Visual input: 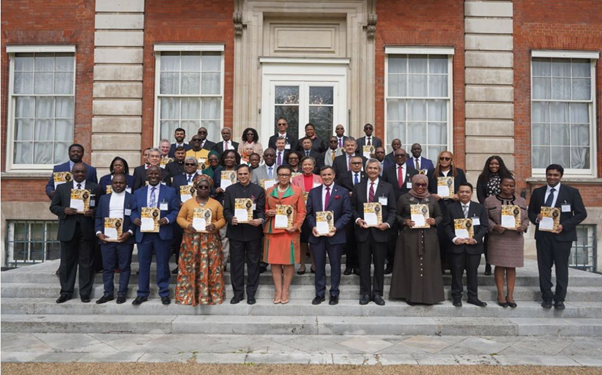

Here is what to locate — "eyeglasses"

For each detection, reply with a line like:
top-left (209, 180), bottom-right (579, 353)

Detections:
top-left (184, 163), bottom-right (197, 166)
top-left (439, 157), bottom-right (451, 161)
top-left (351, 162), bottom-right (362, 165)
top-left (277, 123), bottom-right (286, 127)
top-left (198, 130), bottom-right (207, 134)
top-left (395, 154), bottom-right (407, 158)
top-left (197, 185), bottom-right (210, 190)
top-left (191, 139), bottom-right (201, 142)
top-left (278, 174), bottom-right (291, 177)
top-left (329, 140), bottom-right (338, 143)
top-left (414, 183), bottom-right (427, 187)
top-left (364, 127), bottom-right (373, 130)
top-left (376, 151), bottom-right (385, 154)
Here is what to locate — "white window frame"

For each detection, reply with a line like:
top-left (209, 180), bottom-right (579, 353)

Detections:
top-left (153, 44), bottom-right (225, 145)
top-left (530, 50), bottom-right (599, 177)
top-left (5, 45), bottom-right (76, 172)
top-left (384, 47), bottom-right (454, 158)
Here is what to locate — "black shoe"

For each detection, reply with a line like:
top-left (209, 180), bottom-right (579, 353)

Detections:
top-left (223, 264), bottom-right (227, 272)
top-left (373, 295), bottom-right (386, 306)
top-left (171, 267), bottom-right (178, 275)
top-left (554, 301), bottom-right (565, 310)
top-left (56, 295), bottom-right (70, 304)
top-left (259, 266), bottom-right (267, 274)
top-left (359, 294), bottom-right (371, 305)
top-left (353, 268), bottom-right (360, 276)
top-left (230, 295), bottom-right (244, 304)
top-left (541, 300), bottom-right (553, 309)
top-left (247, 297), bottom-right (256, 305)
top-left (96, 295), bottom-right (114, 304)
top-left (132, 296), bottom-right (148, 305)
top-left (116, 295), bottom-right (126, 304)
top-left (80, 296), bottom-right (91, 303)
top-left (497, 299), bottom-right (508, 308)
top-left (506, 296), bottom-right (517, 308)
top-left (452, 299), bottom-right (462, 307)
top-left (467, 298), bottom-right (487, 307)
top-left (384, 266), bottom-right (393, 275)
top-left (343, 267), bottom-right (352, 275)
top-left (161, 296), bottom-right (171, 305)
top-left (484, 263), bottom-right (492, 276)
top-left (310, 267), bottom-right (315, 274)
top-left (329, 295), bottom-right (339, 306)
top-left (312, 295), bottom-right (325, 305)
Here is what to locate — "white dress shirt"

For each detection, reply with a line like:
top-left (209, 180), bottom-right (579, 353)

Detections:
top-left (544, 183), bottom-right (561, 207)
top-left (72, 180), bottom-right (86, 189)
top-left (322, 183), bottom-right (334, 209)
top-left (223, 140), bottom-right (232, 150)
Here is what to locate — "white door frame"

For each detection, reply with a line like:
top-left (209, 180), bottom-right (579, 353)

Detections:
top-left (260, 58), bottom-right (348, 148)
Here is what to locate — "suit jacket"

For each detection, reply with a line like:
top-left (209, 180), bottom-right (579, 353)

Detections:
top-left (428, 168), bottom-right (468, 197)
top-left (223, 182), bottom-right (266, 241)
top-left (273, 149), bottom-right (291, 167)
top-left (201, 139), bottom-right (216, 151)
top-left (306, 184), bottom-right (352, 245)
top-left (251, 164), bottom-right (278, 184)
top-left (382, 164), bottom-right (418, 201)
top-left (130, 184), bottom-right (179, 242)
top-left (49, 182), bottom-right (102, 241)
top-left (444, 201), bottom-right (489, 255)
top-left (291, 173), bottom-right (322, 192)
top-left (171, 173), bottom-right (201, 204)
top-left (165, 160), bottom-right (185, 179)
top-left (384, 151), bottom-right (396, 165)
top-left (269, 133), bottom-right (298, 151)
top-left (94, 192), bottom-right (135, 244)
top-left (528, 184), bottom-right (587, 242)
top-left (336, 170), bottom-right (367, 193)
top-left (356, 136), bottom-right (383, 153)
top-left (317, 148), bottom-right (343, 169)
top-left (407, 156), bottom-right (435, 172)
top-left (46, 161), bottom-right (98, 199)
top-left (351, 179), bottom-right (397, 243)
top-left (212, 140), bottom-right (240, 156)
top-left (99, 174), bottom-right (135, 194)
top-left (168, 143), bottom-right (192, 158)
top-left (332, 153), bottom-right (367, 178)
top-left (132, 165), bottom-right (171, 191)
top-left (379, 159), bottom-right (395, 176)
top-left (297, 136), bottom-right (327, 154)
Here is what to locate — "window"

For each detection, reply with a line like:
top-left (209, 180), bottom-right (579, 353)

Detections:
top-left (570, 224), bottom-right (597, 273)
top-left (154, 45), bottom-right (224, 143)
top-left (5, 221), bottom-right (60, 268)
top-left (531, 51), bottom-right (598, 176)
top-left (6, 46), bottom-right (76, 170)
top-left (385, 47), bottom-right (453, 159)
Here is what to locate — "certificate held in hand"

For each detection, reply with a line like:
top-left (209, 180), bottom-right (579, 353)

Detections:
top-left (104, 218), bottom-right (123, 242)
top-left (275, 205), bottom-right (294, 229)
top-left (180, 185), bottom-right (195, 203)
top-left (234, 198), bottom-right (253, 223)
top-left (316, 211), bottom-right (334, 236)
top-left (54, 172), bottom-right (72, 188)
top-left (70, 189), bottom-right (90, 214)
top-left (410, 204), bottom-right (430, 228)
top-left (501, 205), bottom-right (521, 230)
top-left (221, 171), bottom-right (237, 189)
top-left (539, 207), bottom-right (560, 232)
top-left (363, 202), bottom-right (382, 227)
top-left (362, 145), bottom-right (375, 159)
top-left (192, 207), bottom-right (212, 233)
top-left (141, 207), bottom-right (160, 233)
top-left (437, 177), bottom-right (454, 199)
top-left (454, 218), bottom-right (474, 239)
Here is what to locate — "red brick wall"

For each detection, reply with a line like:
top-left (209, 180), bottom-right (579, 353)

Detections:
top-left (514, 0), bottom-right (602, 206)
top-left (374, 0), bottom-right (465, 167)
top-left (141, 0), bottom-right (235, 150)
top-left (1, 0), bottom-right (95, 202)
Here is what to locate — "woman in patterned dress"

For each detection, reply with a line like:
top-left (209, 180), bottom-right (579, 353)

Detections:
top-left (176, 175), bottom-right (226, 305)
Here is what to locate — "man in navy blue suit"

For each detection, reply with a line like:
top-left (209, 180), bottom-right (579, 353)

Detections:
top-left (168, 128), bottom-right (192, 158)
top-left (406, 143), bottom-right (435, 173)
top-left (46, 143), bottom-right (97, 199)
top-left (306, 166), bottom-right (352, 305)
top-left (130, 166), bottom-right (179, 306)
top-left (94, 174), bottom-right (135, 304)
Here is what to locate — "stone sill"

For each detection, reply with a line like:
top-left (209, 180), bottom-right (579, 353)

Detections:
top-left (526, 177), bottom-right (602, 185)
top-left (1, 172), bottom-right (49, 180)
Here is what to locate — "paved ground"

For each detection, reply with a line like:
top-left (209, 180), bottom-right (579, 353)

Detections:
top-left (2, 333), bottom-right (602, 366)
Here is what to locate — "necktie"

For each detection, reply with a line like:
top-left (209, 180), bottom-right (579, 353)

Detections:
top-left (397, 166), bottom-right (403, 189)
top-left (324, 186), bottom-right (331, 209)
top-left (416, 158), bottom-right (420, 170)
top-left (380, 162), bottom-right (384, 176)
top-left (150, 186), bottom-right (157, 208)
top-left (338, 138), bottom-right (342, 147)
top-left (369, 182), bottom-right (375, 202)
top-left (224, 141), bottom-right (229, 150)
top-left (545, 187), bottom-right (556, 207)
top-left (305, 150), bottom-right (310, 156)
top-left (277, 152), bottom-right (282, 166)
top-left (367, 137), bottom-right (371, 146)
top-left (268, 167), bottom-right (273, 179)
top-left (331, 150), bottom-right (336, 161)
top-left (77, 183), bottom-right (81, 189)
top-left (462, 204), bottom-right (469, 218)
top-left (354, 173), bottom-right (359, 185)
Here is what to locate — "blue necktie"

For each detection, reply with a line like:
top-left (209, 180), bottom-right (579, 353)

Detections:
top-left (354, 173), bottom-right (359, 185)
top-left (268, 167), bottom-right (273, 179)
top-left (545, 188), bottom-right (556, 207)
top-left (187, 174), bottom-right (192, 183)
top-left (150, 186), bottom-right (157, 208)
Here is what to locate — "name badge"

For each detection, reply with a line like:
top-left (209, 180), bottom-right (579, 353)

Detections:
top-left (124, 209), bottom-right (132, 216)
top-left (406, 182), bottom-right (412, 189)
top-left (561, 204), bottom-right (571, 213)
top-left (472, 217), bottom-right (481, 226)
top-left (252, 204), bottom-right (257, 210)
top-left (285, 144), bottom-right (291, 150)
top-left (89, 200), bottom-right (96, 208)
top-left (378, 196), bottom-right (388, 206)
top-left (160, 202), bottom-right (168, 211)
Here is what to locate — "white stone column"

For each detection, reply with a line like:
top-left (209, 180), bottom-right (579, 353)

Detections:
top-left (92, 0), bottom-right (145, 176)
top-left (464, 0), bottom-right (514, 183)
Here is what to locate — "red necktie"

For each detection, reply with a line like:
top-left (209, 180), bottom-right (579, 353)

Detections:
top-left (324, 186), bottom-right (331, 209)
top-left (397, 166), bottom-right (404, 188)
top-left (369, 182), bottom-right (375, 202)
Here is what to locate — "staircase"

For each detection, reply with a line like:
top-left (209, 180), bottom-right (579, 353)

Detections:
top-left (2, 258), bottom-right (602, 336)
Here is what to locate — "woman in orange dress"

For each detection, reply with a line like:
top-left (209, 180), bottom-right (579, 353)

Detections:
top-left (264, 165), bottom-right (307, 304)
top-left (176, 175), bottom-right (226, 305)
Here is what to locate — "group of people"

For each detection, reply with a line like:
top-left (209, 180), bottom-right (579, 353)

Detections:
top-left (47, 118), bottom-right (587, 310)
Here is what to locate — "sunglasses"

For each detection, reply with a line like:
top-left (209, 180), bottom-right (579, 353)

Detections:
top-left (395, 154), bottom-right (407, 158)
top-left (329, 140), bottom-right (338, 143)
top-left (439, 157), bottom-right (451, 161)
top-left (191, 139), bottom-right (201, 142)
top-left (277, 123), bottom-right (287, 126)
top-left (197, 185), bottom-right (210, 190)
top-left (414, 183), bottom-right (427, 187)
top-left (184, 163), bottom-right (197, 166)
top-left (351, 162), bottom-right (363, 165)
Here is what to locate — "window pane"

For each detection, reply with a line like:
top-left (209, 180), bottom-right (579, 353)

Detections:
top-left (181, 72), bottom-right (200, 95)
top-left (13, 242), bottom-right (27, 261)
top-left (308, 106), bottom-right (333, 142)
top-left (35, 119), bottom-right (54, 141)
top-left (46, 241), bottom-right (61, 261)
top-left (550, 146), bottom-right (570, 166)
top-left (428, 123), bottom-right (447, 145)
top-left (572, 78), bottom-right (590, 100)
top-left (408, 56), bottom-right (427, 73)
top-left (181, 98), bottom-right (200, 119)
top-left (571, 59), bottom-right (590, 78)
top-left (428, 100), bottom-right (447, 122)
top-left (275, 106), bottom-right (299, 137)
top-left (54, 72), bottom-right (74, 94)
top-left (532, 102), bottom-right (549, 123)
top-left (551, 78), bottom-right (571, 100)
top-left (386, 100), bottom-right (405, 122)
top-left (36, 97), bottom-right (54, 118)
top-left (160, 72), bottom-right (179, 95)
top-left (15, 97), bottom-right (35, 118)
top-left (14, 142), bottom-right (32, 164)
top-left (201, 73), bottom-right (220, 94)
top-left (201, 98), bottom-right (221, 119)
top-left (532, 123), bottom-right (550, 146)
top-left (15, 55), bottom-right (34, 72)
top-left (309, 87), bottom-right (333, 105)
top-left (15, 120), bottom-right (34, 140)
top-left (532, 146), bottom-right (549, 168)
top-left (55, 97), bottom-right (74, 118)
top-left (34, 72), bottom-right (54, 94)
top-left (160, 120), bottom-right (179, 140)
top-left (571, 124), bottom-right (590, 146)
top-left (54, 143), bottom-right (70, 164)
top-left (181, 53), bottom-right (201, 72)
top-left (201, 120), bottom-right (220, 140)
top-left (429, 56), bottom-right (448, 74)
top-left (55, 120), bottom-right (74, 141)
top-left (202, 54), bottom-right (221, 72)
top-left (388, 56), bottom-right (407, 73)
top-left (160, 97), bottom-right (179, 119)
top-left (388, 74), bottom-right (406, 97)
top-left (570, 103), bottom-right (589, 124)
top-left (275, 86), bottom-right (299, 104)
top-left (386, 122), bottom-right (405, 151)
top-left (428, 75), bottom-right (447, 97)
top-left (571, 147), bottom-right (590, 169)
top-left (532, 58), bottom-right (551, 77)
top-left (551, 60), bottom-right (570, 77)
top-left (34, 143), bottom-right (54, 164)
top-left (550, 102), bottom-right (569, 123)
top-left (408, 75), bottom-right (427, 97)
top-left (407, 100), bottom-right (426, 121)
top-left (408, 123), bottom-right (426, 144)
top-left (55, 54), bottom-right (74, 72)
top-left (14, 72), bottom-right (34, 94)
top-left (550, 124), bottom-right (569, 146)
top-left (532, 77), bottom-right (551, 100)
top-left (161, 53), bottom-right (180, 71)
top-left (180, 120), bottom-right (200, 136)
top-left (426, 146), bottom-right (445, 161)
top-left (35, 54), bottom-right (54, 71)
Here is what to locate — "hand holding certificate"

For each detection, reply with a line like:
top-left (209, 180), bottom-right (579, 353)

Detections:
top-left (363, 203), bottom-right (382, 227)
top-left (141, 207), bottom-right (160, 233)
top-left (54, 172), bottom-right (72, 188)
top-left (192, 207), bottom-right (212, 232)
top-left (539, 207), bottom-right (560, 232)
top-left (70, 189), bottom-right (90, 213)
top-left (180, 185), bottom-right (195, 203)
top-left (275, 205), bottom-right (294, 229)
top-left (454, 218), bottom-right (474, 239)
top-left (501, 205), bottom-right (521, 230)
top-left (437, 177), bottom-right (454, 199)
top-left (234, 198), bottom-right (253, 223)
top-left (410, 204), bottom-right (430, 229)
top-left (315, 211), bottom-right (334, 236)
top-left (104, 218), bottom-right (123, 242)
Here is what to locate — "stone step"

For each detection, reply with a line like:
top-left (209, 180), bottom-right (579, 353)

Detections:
top-left (2, 282), bottom-right (601, 302)
top-left (2, 314), bottom-right (601, 336)
top-left (3, 298), bottom-right (602, 319)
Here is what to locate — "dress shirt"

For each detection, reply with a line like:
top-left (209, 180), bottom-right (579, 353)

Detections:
top-left (353, 172), bottom-right (361, 185)
top-left (186, 173), bottom-right (197, 184)
top-left (365, 136), bottom-right (372, 145)
top-left (72, 180), bottom-right (86, 189)
top-left (365, 178), bottom-right (380, 201)
top-left (322, 183), bottom-right (334, 209)
top-left (223, 140), bottom-right (232, 150)
top-left (544, 183), bottom-right (561, 207)
top-left (109, 191), bottom-right (126, 219)
top-left (337, 137), bottom-right (344, 147)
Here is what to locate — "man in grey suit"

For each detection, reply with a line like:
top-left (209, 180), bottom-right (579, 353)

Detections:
top-left (251, 148), bottom-right (277, 185)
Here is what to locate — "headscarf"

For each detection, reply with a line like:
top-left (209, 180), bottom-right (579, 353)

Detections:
top-left (408, 174), bottom-right (430, 199)
top-left (193, 174), bottom-right (214, 189)
top-left (201, 151), bottom-right (220, 178)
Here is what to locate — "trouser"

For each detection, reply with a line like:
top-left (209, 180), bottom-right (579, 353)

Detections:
top-left (229, 239), bottom-right (262, 298)
top-left (59, 223), bottom-right (95, 298)
top-left (137, 233), bottom-right (171, 298)
top-left (386, 222), bottom-right (398, 266)
top-left (171, 224), bottom-right (183, 267)
top-left (536, 234), bottom-right (572, 303)
top-left (100, 242), bottom-right (134, 296)
top-left (450, 251), bottom-right (481, 300)
top-left (220, 225), bottom-right (230, 263)
top-left (344, 222), bottom-right (359, 269)
top-left (313, 240), bottom-right (343, 297)
top-left (358, 233), bottom-right (387, 297)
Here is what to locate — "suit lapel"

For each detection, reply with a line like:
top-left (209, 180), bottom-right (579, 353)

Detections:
top-left (555, 185), bottom-right (566, 208)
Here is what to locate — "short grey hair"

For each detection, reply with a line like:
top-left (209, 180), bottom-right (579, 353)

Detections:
top-left (149, 148), bottom-right (161, 155)
top-left (184, 157), bottom-right (198, 165)
top-left (344, 137), bottom-right (356, 146)
top-left (366, 157), bottom-right (381, 170)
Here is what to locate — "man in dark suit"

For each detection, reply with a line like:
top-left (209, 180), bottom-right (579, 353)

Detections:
top-left (407, 143), bottom-right (435, 173)
top-left (212, 127), bottom-right (239, 156)
top-left (334, 124), bottom-right (348, 149)
top-left (297, 123), bottom-right (326, 154)
top-left (299, 137), bottom-right (321, 159)
top-left (352, 159), bottom-right (397, 306)
top-left (273, 138), bottom-right (291, 168)
top-left (130, 166), bottom-right (179, 306)
top-left (197, 126), bottom-right (216, 151)
top-left (317, 136), bottom-right (343, 170)
top-left (355, 123), bottom-right (382, 155)
top-left (306, 166), bottom-right (352, 305)
top-left (46, 143), bottom-right (98, 199)
top-left (223, 164), bottom-right (266, 305)
top-left (132, 148), bottom-right (171, 191)
top-left (268, 117), bottom-right (298, 151)
top-left (374, 146), bottom-right (394, 176)
top-left (381, 148), bottom-right (418, 274)
top-left (444, 182), bottom-right (489, 307)
top-left (50, 163), bottom-right (102, 303)
top-left (384, 138), bottom-right (402, 165)
top-left (94, 174), bottom-right (135, 304)
top-left (165, 146), bottom-right (187, 179)
top-left (333, 137), bottom-right (366, 179)
top-left (168, 128), bottom-right (192, 158)
top-left (528, 164), bottom-right (587, 310)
